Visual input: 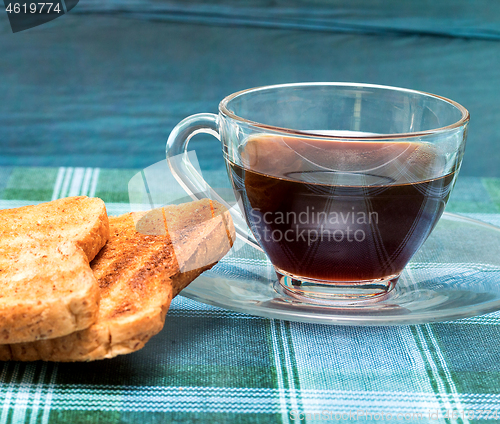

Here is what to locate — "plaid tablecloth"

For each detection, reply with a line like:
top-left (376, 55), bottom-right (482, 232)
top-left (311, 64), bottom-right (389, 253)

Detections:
top-left (1, 165), bottom-right (500, 424)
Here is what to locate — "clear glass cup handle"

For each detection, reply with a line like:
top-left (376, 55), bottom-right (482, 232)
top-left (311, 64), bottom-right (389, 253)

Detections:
top-left (166, 113), bottom-right (263, 251)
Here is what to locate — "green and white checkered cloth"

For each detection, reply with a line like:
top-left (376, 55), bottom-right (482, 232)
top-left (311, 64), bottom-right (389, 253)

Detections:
top-left (1, 166), bottom-right (500, 424)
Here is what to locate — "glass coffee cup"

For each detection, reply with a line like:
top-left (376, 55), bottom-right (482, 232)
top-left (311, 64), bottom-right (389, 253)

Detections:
top-left (166, 83), bottom-right (469, 302)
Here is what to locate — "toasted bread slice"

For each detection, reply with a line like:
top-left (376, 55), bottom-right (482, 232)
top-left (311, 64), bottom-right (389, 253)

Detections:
top-left (0, 197), bottom-right (108, 344)
top-left (0, 196), bottom-right (109, 262)
top-left (0, 199), bottom-right (235, 361)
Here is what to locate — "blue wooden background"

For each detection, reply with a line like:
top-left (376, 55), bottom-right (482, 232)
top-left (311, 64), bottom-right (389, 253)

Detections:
top-left (1, 0), bottom-right (499, 176)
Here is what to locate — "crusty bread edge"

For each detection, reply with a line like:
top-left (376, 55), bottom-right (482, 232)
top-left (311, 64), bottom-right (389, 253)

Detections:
top-left (74, 197), bottom-right (110, 262)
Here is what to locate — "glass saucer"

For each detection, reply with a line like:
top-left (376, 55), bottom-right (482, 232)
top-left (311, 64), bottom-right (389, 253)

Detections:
top-left (181, 213), bottom-right (500, 325)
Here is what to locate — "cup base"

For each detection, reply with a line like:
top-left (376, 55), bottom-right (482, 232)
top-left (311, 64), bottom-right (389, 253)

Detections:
top-left (274, 268), bottom-right (400, 305)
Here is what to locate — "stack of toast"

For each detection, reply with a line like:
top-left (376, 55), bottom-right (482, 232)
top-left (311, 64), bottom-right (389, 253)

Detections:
top-left (0, 196), bottom-right (235, 361)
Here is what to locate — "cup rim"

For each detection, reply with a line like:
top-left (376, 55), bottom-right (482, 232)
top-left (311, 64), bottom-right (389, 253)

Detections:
top-left (219, 82), bottom-right (470, 140)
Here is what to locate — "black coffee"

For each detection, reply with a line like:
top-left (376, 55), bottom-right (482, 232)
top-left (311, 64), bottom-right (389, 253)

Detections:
top-left (227, 135), bottom-right (456, 282)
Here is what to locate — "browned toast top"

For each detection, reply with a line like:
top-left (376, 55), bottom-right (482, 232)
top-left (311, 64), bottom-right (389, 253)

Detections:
top-left (92, 198), bottom-right (235, 325)
top-left (0, 198), bottom-right (235, 361)
top-left (0, 196), bottom-right (109, 262)
top-left (91, 212), bottom-right (177, 324)
top-left (0, 196), bottom-right (108, 344)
